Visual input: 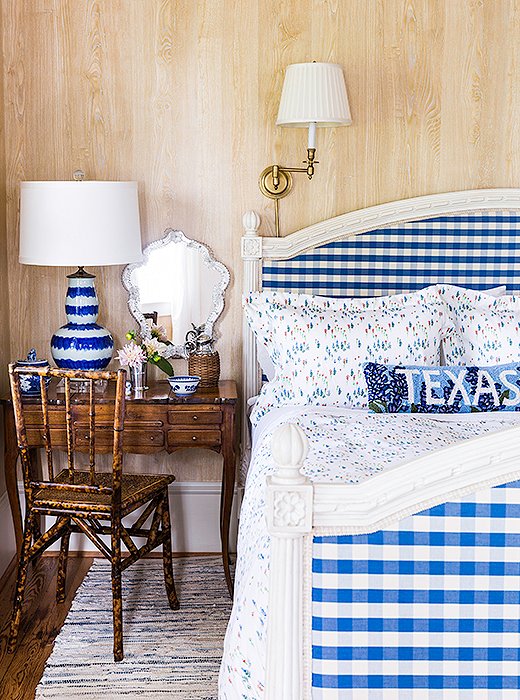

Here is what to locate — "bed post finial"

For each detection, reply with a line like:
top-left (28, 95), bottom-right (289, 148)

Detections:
top-left (243, 210), bottom-right (261, 234)
top-left (271, 423), bottom-right (309, 486)
top-left (266, 423), bottom-right (312, 700)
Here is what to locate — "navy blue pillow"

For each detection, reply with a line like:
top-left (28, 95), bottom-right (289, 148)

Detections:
top-left (363, 362), bottom-right (520, 414)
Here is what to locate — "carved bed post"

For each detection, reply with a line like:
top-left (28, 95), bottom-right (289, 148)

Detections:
top-left (266, 423), bottom-right (312, 700)
top-left (241, 211), bottom-right (262, 473)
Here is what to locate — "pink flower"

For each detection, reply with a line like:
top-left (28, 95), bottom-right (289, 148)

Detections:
top-left (116, 343), bottom-right (146, 369)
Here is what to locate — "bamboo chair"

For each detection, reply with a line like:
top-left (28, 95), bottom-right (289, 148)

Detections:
top-left (6, 365), bottom-right (179, 661)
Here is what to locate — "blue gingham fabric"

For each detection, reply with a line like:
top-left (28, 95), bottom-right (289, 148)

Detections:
top-left (312, 480), bottom-right (520, 698)
top-left (263, 214), bottom-right (520, 297)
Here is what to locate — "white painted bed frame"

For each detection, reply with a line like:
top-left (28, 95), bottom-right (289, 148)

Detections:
top-left (240, 189), bottom-right (520, 700)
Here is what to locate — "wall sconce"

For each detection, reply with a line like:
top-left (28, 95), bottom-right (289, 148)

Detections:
top-left (259, 62), bottom-right (351, 236)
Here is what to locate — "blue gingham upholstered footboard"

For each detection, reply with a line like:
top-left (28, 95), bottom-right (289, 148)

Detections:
top-left (312, 480), bottom-right (520, 697)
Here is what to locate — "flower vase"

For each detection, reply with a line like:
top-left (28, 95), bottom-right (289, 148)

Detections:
top-left (131, 362), bottom-right (148, 393)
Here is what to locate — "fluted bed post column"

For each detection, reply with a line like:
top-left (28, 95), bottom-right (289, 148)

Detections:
top-left (241, 211), bottom-right (262, 477)
top-left (266, 423), bottom-right (312, 700)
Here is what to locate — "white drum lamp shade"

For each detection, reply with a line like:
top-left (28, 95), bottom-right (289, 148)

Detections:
top-left (19, 181), bottom-right (143, 266)
top-left (19, 180), bottom-right (143, 371)
top-left (276, 62), bottom-right (352, 129)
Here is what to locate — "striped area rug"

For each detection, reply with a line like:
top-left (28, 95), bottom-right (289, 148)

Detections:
top-left (36, 557), bottom-right (231, 699)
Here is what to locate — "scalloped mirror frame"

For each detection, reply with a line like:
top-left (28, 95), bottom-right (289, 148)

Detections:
top-left (121, 229), bottom-right (230, 358)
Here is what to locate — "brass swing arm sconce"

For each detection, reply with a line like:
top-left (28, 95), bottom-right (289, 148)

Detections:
top-left (259, 147), bottom-right (318, 238)
top-left (258, 62), bottom-right (351, 237)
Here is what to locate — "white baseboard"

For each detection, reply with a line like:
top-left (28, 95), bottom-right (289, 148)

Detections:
top-left (0, 490), bottom-right (17, 578)
top-left (19, 481), bottom-right (239, 554)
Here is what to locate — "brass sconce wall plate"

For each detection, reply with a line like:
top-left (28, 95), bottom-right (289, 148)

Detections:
top-left (258, 166), bottom-right (293, 200)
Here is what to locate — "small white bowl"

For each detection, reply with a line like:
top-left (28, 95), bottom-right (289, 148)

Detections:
top-left (167, 375), bottom-right (201, 397)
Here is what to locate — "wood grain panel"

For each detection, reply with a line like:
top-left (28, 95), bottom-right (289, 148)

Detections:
top-left (0, 8), bottom-right (9, 496)
top-left (2, 0), bottom-right (520, 479)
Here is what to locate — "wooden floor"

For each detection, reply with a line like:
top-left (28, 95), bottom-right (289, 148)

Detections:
top-left (0, 554), bottom-right (94, 700)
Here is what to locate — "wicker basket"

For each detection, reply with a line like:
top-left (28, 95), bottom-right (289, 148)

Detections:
top-left (188, 351), bottom-right (220, 388)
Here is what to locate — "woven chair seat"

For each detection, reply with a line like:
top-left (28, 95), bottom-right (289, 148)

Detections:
top-left (33, 470), bottom-right (175, 513)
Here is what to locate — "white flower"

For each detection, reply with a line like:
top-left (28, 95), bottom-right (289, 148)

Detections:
top-left (150, 324), bottom-right (168, 342)
top-left (116, 343), bottom-right (146, 369)
top-left (143, 337), bottom-right (166, 359)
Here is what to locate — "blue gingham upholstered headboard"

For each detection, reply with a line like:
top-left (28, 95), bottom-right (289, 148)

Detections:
top-left (262, 212), bottom-right (520, 296)
top-left (240, 189), bottom-right (520, 450)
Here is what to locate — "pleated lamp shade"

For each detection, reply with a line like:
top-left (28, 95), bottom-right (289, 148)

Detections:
top-left (276, 62), bottom-right (351, 128)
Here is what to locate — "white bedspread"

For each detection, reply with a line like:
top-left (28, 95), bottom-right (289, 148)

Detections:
top-left (218, 407), bottom-right (520, 699)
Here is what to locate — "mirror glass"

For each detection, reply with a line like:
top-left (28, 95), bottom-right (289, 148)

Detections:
top-left (122, 230), bottom-right (230, 358)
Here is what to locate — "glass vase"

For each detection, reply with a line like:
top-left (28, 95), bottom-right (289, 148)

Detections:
top-left (131, 362), bottom-right (148, 394)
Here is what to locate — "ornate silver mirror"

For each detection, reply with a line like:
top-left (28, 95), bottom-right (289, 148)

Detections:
top-left (122, 230), bottom-right (230, 358)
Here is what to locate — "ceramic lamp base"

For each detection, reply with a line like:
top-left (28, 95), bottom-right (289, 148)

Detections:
top-left (50, 269), bottom-right (114, 371)
top-left (51, 323), bottom-right (114, 370)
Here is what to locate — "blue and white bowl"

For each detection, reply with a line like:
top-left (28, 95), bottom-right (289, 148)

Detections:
top-left (167, 375), bottom-right (200, 397)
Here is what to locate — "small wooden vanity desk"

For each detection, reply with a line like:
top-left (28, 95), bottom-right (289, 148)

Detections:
top-left (2, 378), bottom-right (238, 594)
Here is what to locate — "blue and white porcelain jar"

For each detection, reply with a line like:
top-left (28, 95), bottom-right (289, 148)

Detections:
top-left (16, 348), bottom-right (50, 395)
top-left (51, 271), bottom-right (113, 370)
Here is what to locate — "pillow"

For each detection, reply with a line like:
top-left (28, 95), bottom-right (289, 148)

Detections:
top-left (364, 361), bottom-right (520, 414)
top-left (244, 287), bottom-right (447, 424)
top-left (441, 285), bottom-right (520, 365)
top-left (254, 285), bottom-right (505, 381)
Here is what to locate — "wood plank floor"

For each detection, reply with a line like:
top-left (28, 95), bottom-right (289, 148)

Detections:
top-left (0, 554), bottom-right (94, 700)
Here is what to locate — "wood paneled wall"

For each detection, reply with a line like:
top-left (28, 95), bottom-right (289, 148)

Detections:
top-left (0, 8), bottom-right (9, 495)
top-left (2, 0), bottom-right (520, 480)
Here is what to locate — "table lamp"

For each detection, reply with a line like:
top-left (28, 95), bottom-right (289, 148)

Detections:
top-left (19, 178), bottom-right (143, 370)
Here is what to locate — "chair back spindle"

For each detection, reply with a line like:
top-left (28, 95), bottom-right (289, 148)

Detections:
top-left (39, 373), bottom-right (54, 481)
top-left (88, 378), bottom-right (96, 485)
top-left (7, 365), bottom-right (127, 502)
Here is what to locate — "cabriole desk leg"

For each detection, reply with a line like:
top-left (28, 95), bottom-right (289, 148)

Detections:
top-left (220, 406), bottom-right (236, 597)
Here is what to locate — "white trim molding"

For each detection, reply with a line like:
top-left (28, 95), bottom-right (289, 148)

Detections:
top-left (260, 188), bottom-right (520, 260)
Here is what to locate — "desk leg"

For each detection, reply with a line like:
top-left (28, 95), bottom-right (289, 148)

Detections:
top-left (220, 406), bottom-right (236, 597)
top-left (4, 404), bottom-right (22, 555)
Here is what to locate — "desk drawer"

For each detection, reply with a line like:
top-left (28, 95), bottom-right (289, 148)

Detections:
top-left (167, 429), bottom-right (221, 448)
top-left (167, 408), bottom-right (222, 426)
top-left (26, 428), bottom-right (67, 447)
top-left (75, 426), bottom-right (164, 448)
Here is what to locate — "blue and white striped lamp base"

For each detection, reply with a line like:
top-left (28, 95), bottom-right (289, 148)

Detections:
top-left (51, 270), bottom-right (113, 371)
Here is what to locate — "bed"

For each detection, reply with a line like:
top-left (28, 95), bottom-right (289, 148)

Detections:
top-left (220, 189), bottom-right (520, 699)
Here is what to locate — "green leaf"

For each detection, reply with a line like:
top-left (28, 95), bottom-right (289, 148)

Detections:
top-left (368, 400), bottom-right (386, 413)
top-left (470, 406), bottom-right (481, 413)
top-left (499, 389), bottom-right (510, 406)
top-left (410, 404), bottom-right (419, 413)
top-left (150, 356), bottom-right (174, 377)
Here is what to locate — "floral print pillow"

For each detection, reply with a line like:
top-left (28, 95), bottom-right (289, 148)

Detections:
top-left (245, 288), bottom-right (447, 424)
top-left (441, 285), bottom-right (520, 365)
top-left (364, 361), bottom-right (520, 414)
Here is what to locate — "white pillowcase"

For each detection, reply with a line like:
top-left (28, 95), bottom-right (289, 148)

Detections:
top-left (244, 288), bottom-right (447, 424)
top-left (442, 285), bottom-right (520, 365)
top-left (254, 285), bottom-right (505, 380)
